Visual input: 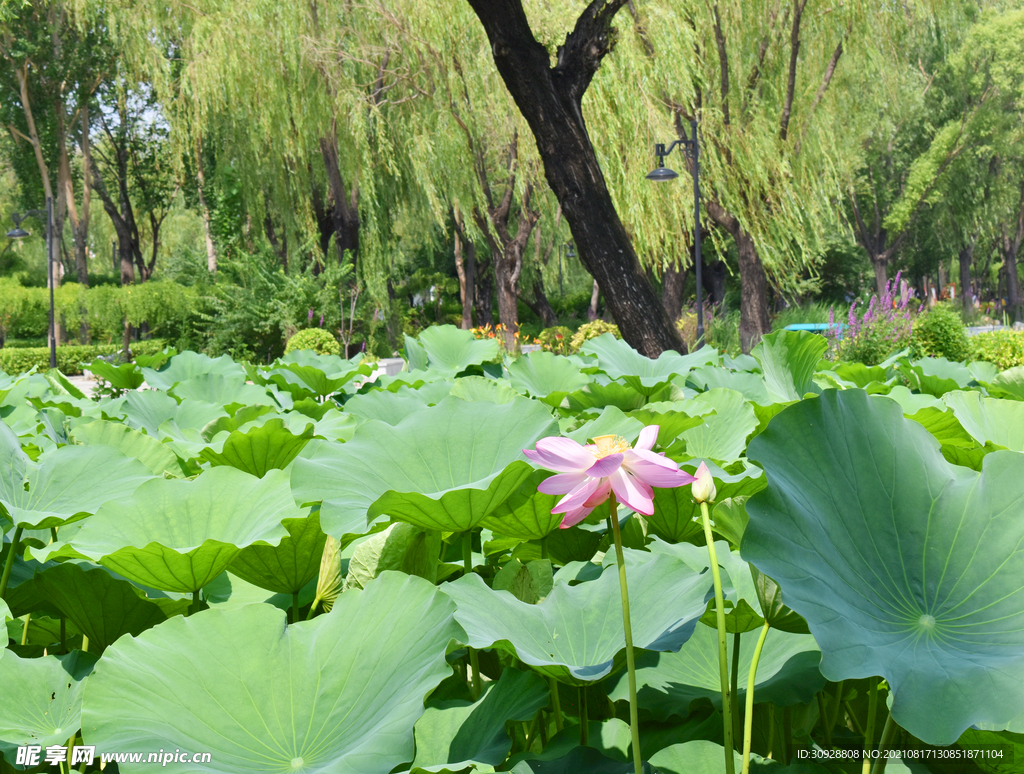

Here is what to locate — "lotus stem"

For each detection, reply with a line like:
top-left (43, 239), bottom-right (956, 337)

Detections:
top-left (306, 597), bottom-right (320, 620)
top-left (783, 706), bottom-right (792, 765)
top-left (767, 704), bottom-right (775, 759)
top-left (190, 590), bottom-right (201, 616)
top-left (578, 687), bottom-right (589, 747)
top-left (869, 714), bottom-right (898, 774)
top-left (829, 681), bottom-right (845, 731)
top-left (742, 621), bottom-right (771, 774)
top-left (0, 525), bottom-right (24, 600)
top-left (732, 632), bottom-right (742, 745)
top-left (463, 531), bottom-right (481, 699)
top-left (817, 692), bottom-right (833, 749)
top-left (81, 635), bottom-right (89, 653)
top-left (699, 500), bottom-right (736, 774)
top-left (550, 677), bottom-right (564, 732)
top-left (862, 680), bottom-right (879, 774)
top-left (291, 591), bottom-right (300, 624)
top-left (21, 612), bottom-right (31, 646)
top-left (609, 495), bottom-right (643, 774)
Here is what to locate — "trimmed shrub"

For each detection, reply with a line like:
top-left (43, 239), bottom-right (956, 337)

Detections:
top-left (285, 328), bottom-right (341, 356)
top-left (569, 320), bottom-right (620, 353)
top-left (0, 340), bottom-right (168, 376)
top-left (968, 329), bottom-right (1024, 371)
top-left (911, 304), bottom-right (969, 362)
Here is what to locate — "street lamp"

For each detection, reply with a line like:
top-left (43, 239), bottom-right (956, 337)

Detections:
top-left (7, 197), bottom-right (56, 368)
top-left (557, 242), bottom-right (575, 297)
top-left (648, 119), bottom-right (704, 346)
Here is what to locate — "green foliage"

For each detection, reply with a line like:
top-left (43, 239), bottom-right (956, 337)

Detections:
top-left (911, 304), bottom-right (970, 361)
top-left (0, 339), bottom-right (168, 375)
top-left (285, 328), bottom-right (341, 356)
top-left (569, 320), bottom-right (620, 353)
top-left (969, 329), bottom-right (1024, 370)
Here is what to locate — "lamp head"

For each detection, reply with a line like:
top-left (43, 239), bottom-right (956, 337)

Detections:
top-left (646, 163), bottom-right (679, 182)
top-left (566, 243), bottom-right (576, 257)
top-left (6, 226), bottom-right (29, 239)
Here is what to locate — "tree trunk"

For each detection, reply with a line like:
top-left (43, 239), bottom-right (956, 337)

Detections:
top-left (661, 262), bottom-right (686, 321)
top-left (527, 279), bottom-right (559, 328)
top-left (195, 135), bottom-right (217, 273)
top-left (465, 0), bottom-right (685, 357)
top-left (494, 248), bottom-right (520, 351)
top-left (872, 257), bottom-right (889, 299)
top-left (587, 279), bottom-right (600, 321)
top-left (707, 256), bottom-right (727, 310)
top-left (1002, 185), bottom-right (1024, 323)
top-left (736, 230), bottom-right (771, 352)
top-left (319, 128), bottom-right (360, 267)
top-left (452, 207), bottom-right (475, 330)
top-left (958, 241), bottom-right (975, 318)
top-left (476, 258), bottom-right (494, 326)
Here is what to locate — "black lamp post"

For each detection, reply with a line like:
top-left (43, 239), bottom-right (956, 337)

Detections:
top-left (647, 119), bottom-right (704, 346)
top-left (557, 242), bottom-right (575, 297)
top-left (7, 197), bottom-right (56, 368)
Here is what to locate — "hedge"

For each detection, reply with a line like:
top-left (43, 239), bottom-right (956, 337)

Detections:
top-left (0, 339), bottom-right (168, 376)
top-left (969, 329), bottom-right (1024, 371)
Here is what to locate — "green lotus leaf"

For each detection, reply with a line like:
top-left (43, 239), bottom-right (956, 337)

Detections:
top-left (0, 651), bottom-right (96, 763)
top-left (829, 361), bottom-right (891, 388)
top-left (417, 324), bottom-right (501, 374)
top-left (743, 389), bottom-right (1024, 745)
top-left (565, 405), bottom-right (644, 445)
top-left (122, 390), bottom-right (227, 438)
top-left (344, 388), bottom-right (431, 425)
top-left (688, 366), bottom-right (773, 404)
top-left (508, 746), bottom-right (632, 773)
top-left (87, 359), bottom-right (145, 391)
top-left (228, 508), bottom-right (326, 595)
top-left (677, 389), bottom-right (757, 463)
top-left (562, 380), bottom-right (650, 413)
top-left (750, 567), bottom-right (809, 634)
top-left (608, 624), bottom-right (822, 719)
top-left (66, 468), bottom-right (297, 593)
top-left (626, 402), bottom-right (706, 445)
top-left (645, 460), bottom-right (764, 544)
top-left (944, 390), bottom-right (1024, 450)
top-left (904, 406), bottom-right (977, 448)
top-left (13, 562), bottom-right (182, 652)
top-left (412, 668), bottom-right (549, 771)
top-left (170, 373), bottom-right (280, 408)
top-left (443, 552), bottom-right (711, 685)
top-left (202, 405), bottom-right (279, 438)
top-left (956, 728), bottom-right (1024, 774)
top-left (200, 418), bottom-right (314, 477)
top-left (508, 351), bottom-right (591, 399)
top-left (543, 525), bottom-right (604, 565)
top-left (0, 420), bottom-right (27, 502)
top-left (493, 559), bottom-right (553, 604)
top-left (896, 357), bottom-right (971, 397)
top-left (479, 470), bottom-right (565, 540)
top-left (581, 334), bottom-right (718, 394)
top-left (80, 572), bottom-right (463, 773)
top-left (751, 330), bottom-right (827, 402)
top-left (343, 522), bottom-right (439, 591)
top-left (1, 445), bottom-right (153, 529)
top-left (70, 419), bottom-right (181, 476)
top-left (711, 497), bottom-right (750, 548)
top-left (881, 384), bottom-right (944, 414)
top-left (141, 351), bottom-right (245, 390)
top-left (404, 334), bottom-right (430, 370)
top-left (984, 365), bottom-right (1024, 401)
top-left (291, 397), bottom-right (557, 536)
top-left (649, 740), bottom-right (831, 773)
top-left (448, 375), bottom-right (519, 404)
top-left (271, 358), bottom-right (370, 399)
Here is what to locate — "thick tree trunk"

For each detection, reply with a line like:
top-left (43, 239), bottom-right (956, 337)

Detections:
top-left (736, 230), bottom-right (771, 352)
top-left (494, 249), bottom-right (520, 351)
top-left (661, 262), bottom-right (686, 321)
top-left (527, 279), bottom-right (559, 328)
top-left (452, 208), bottom-right (475, 330)
top-left (319, 129), bottom-right (360, 267)
top-left (465, 0), bottom-right (685, 357)
top-left (872, 257), bottom-right (889, 299)
top-left (587, 279), bottom-right (600, 321)
top-left (1002, 187), bottom-right (1024, 323)
top-left (707, 256), bottom-right (727, 310)
top-left (476, 258), bottom-right (494, 326)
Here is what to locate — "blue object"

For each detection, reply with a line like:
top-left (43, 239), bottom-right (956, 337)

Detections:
top-left (784, 323), bottom-right (847, 337)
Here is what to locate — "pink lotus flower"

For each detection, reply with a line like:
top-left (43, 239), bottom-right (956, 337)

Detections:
top-left (524, 425), bottom-right (696, 528)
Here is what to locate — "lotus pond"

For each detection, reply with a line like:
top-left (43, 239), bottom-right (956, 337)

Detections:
top-left (0, 325), bottom-right (1022, 773)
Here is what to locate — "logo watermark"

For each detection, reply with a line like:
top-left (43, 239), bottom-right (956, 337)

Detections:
top-left (17, 746), bottom-right (213, 767)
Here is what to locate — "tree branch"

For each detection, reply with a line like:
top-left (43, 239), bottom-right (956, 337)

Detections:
top-left (554, 0), bottom-right (631, 104)
top-left (711, 4), bottom-right (730, 126)
top-left (779, 0), bottom-right (808, 141)
top-left (794, 38), bottom-right (843, 156)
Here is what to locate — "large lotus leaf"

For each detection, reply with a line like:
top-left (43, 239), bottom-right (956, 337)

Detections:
top-left (141, 351), bottom-right (245, 390)
top-left (0, 651), bottom-right (96, 762)
top-left (170, 373), bottom-right (279, 408)
top-left (508, 351), bottom-right (591, 399)
top-left (417, 325), bottom-right (501, 374)
top-left (228, 508), bottom-right (326, 595)
top-left (944, 390), bottom-right (1024, 450)
top-left (272, 359), bottom-right (370, 399)
top-left (342, 522), bottom-right (439, 590)
top-left (344, 388), bottom-right (430, 425)
top-left (87, 359), bottom-right (145, 391)
top-left (565, 405), bottom-right (645, 445)
top-left (896, 357), bottom-right (971, 397)
top-left (200, 418), bottom-right (314, 477)
top-left (121, 389), bottom-right (180, 434)
top-left (751, 330), bottom-right (827, 402)
top-left (292, 397), bottom-right (557, 536)
top-left (626, 402), bottom-right (706, 445)
top-left (404, 334), bottom-right (430, 371)
top-left (1, 445), bottom-right (153, 529)
top-left (743, 389), bottom-right (1024, 745)
top-left (688, 365), bottom-right (773, 404)
top-left (479, 470), bottom-right (565, 540)
top-left (443, 552), bottom-right (711, 685)
top-left (80, 572), bottom-right (463, 774)
top-left (66, 468), bottom-right (297, 593)
top-left (649, 740), bottom-right (831, 774)
top-left (984, 366), bottom-right (1024, 401)
top-left (581, 334), bottom-right (718, 394)
top-left (957, 728), bottom-right (1024, 774)
top-left (880, 384), bottom-right (944, 414)
top-left (562, 380), bottom-right (650, 414)
top-left (904, 407), bottom-right (977, 449)
top-left (14, 561), bottom-right (183, 652)
top-left (678, 389), bottom-right (757, 462)
top-left (608, 624), bottom-right (823, 719)
top-left (0, 420), bottom-right (27, 501)
top-left (70, 420), bottom-right (181, 476)
top-left (448, 375), bottom-right (519, 404)
top-left (645, 460), bottom-right (764, 543)
top-left (412, 668), bottom-right (549, 771)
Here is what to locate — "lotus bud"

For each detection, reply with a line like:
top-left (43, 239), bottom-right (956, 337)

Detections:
top-left (691, 462), bottom-right (716, 504)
